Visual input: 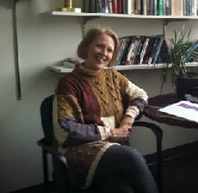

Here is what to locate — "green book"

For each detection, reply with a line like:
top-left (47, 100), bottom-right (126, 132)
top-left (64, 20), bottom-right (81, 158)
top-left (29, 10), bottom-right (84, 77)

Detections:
top-left (158, 0), bottom-right (164, 15)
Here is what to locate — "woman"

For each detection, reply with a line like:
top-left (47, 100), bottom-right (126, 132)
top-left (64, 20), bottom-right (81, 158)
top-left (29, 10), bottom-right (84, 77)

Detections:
top-left (53, 27), bottom-right (158, 193)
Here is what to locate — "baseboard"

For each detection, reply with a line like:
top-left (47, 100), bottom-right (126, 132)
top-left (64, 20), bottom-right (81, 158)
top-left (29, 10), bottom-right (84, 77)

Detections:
top-left (144, 140), bottom-right (198, 164)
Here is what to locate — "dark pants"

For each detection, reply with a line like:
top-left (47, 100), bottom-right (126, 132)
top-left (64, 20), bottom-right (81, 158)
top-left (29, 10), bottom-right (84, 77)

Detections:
top-left (90, 144), bottom-right (159, 193)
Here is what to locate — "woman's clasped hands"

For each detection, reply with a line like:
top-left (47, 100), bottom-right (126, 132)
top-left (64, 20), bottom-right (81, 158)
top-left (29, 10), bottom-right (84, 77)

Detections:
top-left (110, 115), bottom-right (135, 142)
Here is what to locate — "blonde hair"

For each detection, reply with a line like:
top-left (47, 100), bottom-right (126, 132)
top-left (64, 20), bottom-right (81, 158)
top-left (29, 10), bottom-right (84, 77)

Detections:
top-left (77, 27), bottom-right (120, 66)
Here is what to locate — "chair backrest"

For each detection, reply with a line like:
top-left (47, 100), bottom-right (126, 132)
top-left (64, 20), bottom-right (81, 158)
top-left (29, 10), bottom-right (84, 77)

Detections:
top-left (40, 95), bottom-right (54, 145)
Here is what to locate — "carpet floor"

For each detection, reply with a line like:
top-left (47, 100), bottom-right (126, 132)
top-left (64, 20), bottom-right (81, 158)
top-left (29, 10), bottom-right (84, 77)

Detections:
top-left (10, 151), bottom-right (198, 193)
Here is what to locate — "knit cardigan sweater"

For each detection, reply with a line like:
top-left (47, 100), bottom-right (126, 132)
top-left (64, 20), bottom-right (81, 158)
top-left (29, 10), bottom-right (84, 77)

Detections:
top-left (53, 64), bottom-right (148, 190)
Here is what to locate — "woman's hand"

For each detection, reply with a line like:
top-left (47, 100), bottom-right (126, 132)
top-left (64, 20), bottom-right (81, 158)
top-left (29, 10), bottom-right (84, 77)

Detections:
top-left (120, 115), bottom-right (135, 132)
top-left (108, 116), bottom-right (135, 143)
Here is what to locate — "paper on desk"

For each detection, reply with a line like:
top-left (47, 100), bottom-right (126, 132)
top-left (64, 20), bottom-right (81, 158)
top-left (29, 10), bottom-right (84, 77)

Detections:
top-left (159, 101), bottom-right (198, 123)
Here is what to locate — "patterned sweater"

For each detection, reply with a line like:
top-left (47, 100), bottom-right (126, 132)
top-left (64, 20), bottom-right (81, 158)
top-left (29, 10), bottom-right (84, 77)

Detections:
top-left (53, 64), bottom-right (148, 189)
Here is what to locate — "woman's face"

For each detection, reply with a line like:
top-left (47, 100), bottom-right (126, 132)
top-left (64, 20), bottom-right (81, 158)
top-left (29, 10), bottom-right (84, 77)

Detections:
top-left (84, 33), bottom-right (115, 72)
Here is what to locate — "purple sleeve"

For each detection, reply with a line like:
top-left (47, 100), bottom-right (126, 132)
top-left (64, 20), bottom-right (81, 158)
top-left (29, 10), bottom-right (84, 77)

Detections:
top-left (59, 117), bottom-right (101, 146)
top-left (130, 97), bottom-right (148, 114)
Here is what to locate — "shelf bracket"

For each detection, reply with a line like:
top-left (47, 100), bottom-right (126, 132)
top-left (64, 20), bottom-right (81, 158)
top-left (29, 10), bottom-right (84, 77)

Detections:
top-left (77, 16), bottom-right (100, 37)
top-left (12, 0), bottom-right (22, 100)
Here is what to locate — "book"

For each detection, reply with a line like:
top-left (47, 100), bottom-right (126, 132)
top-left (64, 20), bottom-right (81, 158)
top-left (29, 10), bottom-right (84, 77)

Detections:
top-left (82, 0), bottom-right (89, 12)
top-left (112, 0), bottom-right (117, 13)
top-left (120, 37), bottom-right (133, 65)
top-left (135, 0), bottom-right (141, 14)
top-left (186, 0), bottom-right (191, 16)
top-left (122, 0), bottom-right (126, 14)
top-left (89, 0), bottom-right (96, 12)
top-left (148, 36), bottom-right (160, 64)
top-left (159, 101), bottom-right (198, 123)
top-left (126, 0), bottom-right (132, 14)
top-left (107, 0), bottom-right (113, 13)
top-left (125, 37), bottom-right (135, 65)
top-left (96, 0), bottom-right (102, 12)
top-left (143, 36), bottom-right (156, 64)
top-left (143, 0), bottom-right (148, 15)
top-left (131, 0), bottom-right (135, 14)
top-left (171, 0), bottom-right (183, 16)
top-left (197, 0), bottom-right (198, 15)
top-left (159, 38), bottom-right (171, 63)
top-left (117, 38), bottom-right (127, 65)
top-left (153, 0), bottom-right (158, 15)
top-left (183, 0), bottom-right (186, 15)
top-left (140, 37), bottom-right (150, 64)
top-left (117, 0), bottom-right (123, 13)
top-left (151, 36), bottom-right (164, 64)
top-left (101, 0), bottom-right (106, 12)
top-left (129, 36), bottom-right (140, 64)
top-left (165, 0), bottom-right (171, 15)
top-left (158, 0), bottom-right (164, 15)
top-left (134, 36), bottom-right (146, 64)
top-left (63, 57), bottom-right (84, 68)
top-left (149, 0), bottom-right (154, 15)
top-left (191, 0), bottom-right (197, 16)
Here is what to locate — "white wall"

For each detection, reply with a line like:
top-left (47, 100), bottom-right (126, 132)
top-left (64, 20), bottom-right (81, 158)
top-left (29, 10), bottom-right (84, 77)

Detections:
top-left (0, 0), bottom-right (198, 192)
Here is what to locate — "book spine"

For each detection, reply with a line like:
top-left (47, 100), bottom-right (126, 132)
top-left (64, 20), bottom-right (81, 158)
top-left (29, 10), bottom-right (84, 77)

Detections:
top-left (83, 0), bottom-right (90, 12)
top-left (112, 0), bottom-right (117, 13)
top-left (134, 36), bottom-right (146, 64)
top-left (171, 0), bottom-right (182, 16)
top-left (183, 0), bottom-right (186, 16)
top-left (140, 37), bottom-right (150, 64)
top-left (121, 37), bottom-right (132, 65)
top-left (126, 0), bottom-right (132, 14)
top-left (125, 37), bottom-right (135, 65)
top-left (197, 0), bottom-right (198, 15)
top-left (143, 0), bottom-right (148, 15)
top-left (117, 38), bottom-right (127, 65)
top-left (131, 0), bottom-right (135, 14)
top-left (105, 0), bottom-right (109, 12)
top-left (148, 36), bottom-right (158, 64)
top-left (149, 0), bottom-right (154, 15)
top-left (122, 0), bottom-right (126, 14)
top-left (107, 0), bottom-right (113, 13)
top-left (158, 0), bottom-right (164, 15)
top-left (154, 0), bottom-right (158, 15)
top-left (159, 38), bottom-right (171, 63)
top-left (191, 0), bottom-right (197, 16)
top-left (130, 37), bottom-right (140, 64)
top-left (186, 0), bottom-right (191, 16)
top-left (96, 0), bottom-right (102, 12)
top-left (89, 0), bottom-right (96, 12)
top-left (152, 36), bottom-right (164, 64)
top-left (135, 0), bottom-right (141, 14)
top-left (117, 0), bottom-right (123, 14)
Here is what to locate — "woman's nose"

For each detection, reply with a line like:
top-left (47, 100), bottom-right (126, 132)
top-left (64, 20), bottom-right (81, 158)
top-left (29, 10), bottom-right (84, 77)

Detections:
top-left (101, 48), bottom-right (107, 55)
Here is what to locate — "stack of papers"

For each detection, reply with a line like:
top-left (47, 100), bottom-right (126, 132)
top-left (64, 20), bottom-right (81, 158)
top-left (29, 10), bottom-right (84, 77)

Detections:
top-left (63, 57), bottom-right (84, 68)
top-left (159, 101), bottom-right (198, 123)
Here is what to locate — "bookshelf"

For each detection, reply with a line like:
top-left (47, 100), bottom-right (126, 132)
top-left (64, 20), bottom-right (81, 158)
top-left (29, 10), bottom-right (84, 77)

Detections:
top-left (44, 11), bottom-right (198, 73)
top-left (44, 11), bottom-right (198, 25)
top-left (49, 62), bottom-right (198, 73)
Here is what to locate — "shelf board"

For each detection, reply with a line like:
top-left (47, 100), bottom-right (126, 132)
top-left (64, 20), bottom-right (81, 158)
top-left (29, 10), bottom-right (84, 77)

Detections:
top-left (49, 62), bottom-right (198, 73)
top-left (49, 65), bottom-right (73, 73)
top-left (44, 11), bottom-right (198, 26)
top-left (44, 11), bottom-right (198, 21)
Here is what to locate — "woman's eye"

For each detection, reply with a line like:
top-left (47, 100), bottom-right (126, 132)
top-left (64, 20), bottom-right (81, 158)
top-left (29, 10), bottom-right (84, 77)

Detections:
top-left (96, 44), bottom-right (103, 49)
top-left (108, 49), bottom-right (113, 53)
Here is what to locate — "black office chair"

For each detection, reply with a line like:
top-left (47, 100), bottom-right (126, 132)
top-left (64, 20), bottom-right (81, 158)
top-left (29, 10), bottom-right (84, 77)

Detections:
top-left (37, 95), bottom-right (163, 193)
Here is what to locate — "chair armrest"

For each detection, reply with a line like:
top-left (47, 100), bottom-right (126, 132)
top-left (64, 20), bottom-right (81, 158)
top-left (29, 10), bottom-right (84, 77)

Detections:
top-left (133, 121), bottom-right (163, 140)
top-left (37, 138), bottom-right (68, 167)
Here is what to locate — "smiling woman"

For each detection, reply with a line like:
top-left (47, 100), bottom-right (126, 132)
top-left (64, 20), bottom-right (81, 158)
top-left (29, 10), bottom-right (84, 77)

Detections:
top-left (77, 27), bottom-right (120, 68)
top-left (52, 27), bottom-right (158, 193)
